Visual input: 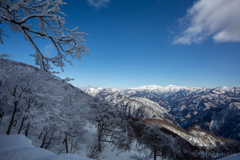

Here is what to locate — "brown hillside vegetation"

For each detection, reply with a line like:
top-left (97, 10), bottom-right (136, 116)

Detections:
top-left (135, 118), bottom-right (240, 149)
top-left (186, 127), bottom-right (230, 142)
top-left (129, 117), bottom-right (203, 160)
top-left (142, 118), bottom-right (191, 136)
top-left (131, 117), bottom-right (240, 159)
top-left (141, 118), bottom-right (231, 144)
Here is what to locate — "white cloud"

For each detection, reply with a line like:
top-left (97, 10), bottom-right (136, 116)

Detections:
top-left (43, 44), bottom-right (55, 57)
top-left (78, 84), bottom-right (102, 90)
top-left (173, 0), bottom-right (240, 45)
top-left (87, 0), bottom-right (110, 9)
top-left (87, 84), bottom-right (99, 88)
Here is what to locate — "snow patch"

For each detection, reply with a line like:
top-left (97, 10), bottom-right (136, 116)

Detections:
top-left (212, 120), bottom-right (218, 130)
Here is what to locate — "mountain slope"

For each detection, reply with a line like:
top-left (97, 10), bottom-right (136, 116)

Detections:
top-left (86, 87), bottom-right (176, 124)
top-left (86, 85), bottom-right (240, 141)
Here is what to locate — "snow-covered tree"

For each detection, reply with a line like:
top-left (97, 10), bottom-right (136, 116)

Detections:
top-left (139, 123), bottom-right (166, 160)
top-left (58, 89), bottom-right (88, 154)
top-left (0, 65), bottom-right (35, 135)
top-left (0, 0), bottom-right (90, 79)
top-left (0, 59), bottom-right (89, 154)
top-left (86, 100), bottom-right (135, 158)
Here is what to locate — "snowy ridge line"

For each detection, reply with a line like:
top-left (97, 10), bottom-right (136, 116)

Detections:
top-left (119, 97), bottom-right (166, 119)
top-left (131, 97), bottom-right (172, 120)
top-left (128, 84), bottom-right (203, 92)
top-left (86, 84), bottom-right (239, 93)
top-left (118, 96), bottom-right (167, 115)
top-left (114, 96), bottom-right (175, 123)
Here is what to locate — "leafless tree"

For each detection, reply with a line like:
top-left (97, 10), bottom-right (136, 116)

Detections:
top-left (0, 0), bottom-right (90, 79)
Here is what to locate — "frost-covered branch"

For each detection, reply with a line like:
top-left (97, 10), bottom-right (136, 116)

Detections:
top-left (0, 0), bottom-right (90, 78)
top-left (0, 53), bottom-right (13, 59)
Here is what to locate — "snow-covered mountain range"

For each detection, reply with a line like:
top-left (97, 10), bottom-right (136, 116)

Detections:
top-left (86, 85), bottom-right (240, 141)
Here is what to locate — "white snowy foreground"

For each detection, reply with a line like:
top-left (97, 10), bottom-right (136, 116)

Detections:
top-left (0, 134), bottom-right (93, 160)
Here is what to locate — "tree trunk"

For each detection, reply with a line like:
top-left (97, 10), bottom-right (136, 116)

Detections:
top-left (97, 124), bottom-right (103, 153)
top-left (40, 128), bottom-right (48, 148)
top-left (6, 101), bottom-right (18, 135)
top-left (45, 137), bottom-right (52, 149)
top-left (63, 135), bottom-right (69, 153)
top-left (38, 127), bottom-right (47, 139)
top-left (0, 111), bottom-right (4, 118)
top-left (154, 150), bottom-right (157, 160)
top-left (18, 115), bottom-right (26, 134)
top-left (25, 123), bottom-right (30, 137)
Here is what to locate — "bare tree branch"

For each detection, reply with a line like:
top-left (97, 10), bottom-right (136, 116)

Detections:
top-left (0, 0), bottom-right (90, 79)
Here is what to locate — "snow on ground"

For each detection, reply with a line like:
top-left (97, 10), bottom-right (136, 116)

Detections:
top-left (0, 124), bottom-right (138, 160)
top-left (211, 120), bottom-right (218, 130)
top-left (0, 134), bottom-right (93, 160)
top-left (80, 124), bottom-right (137, 160)
top-left (218, 152), bottom-right (240, 160)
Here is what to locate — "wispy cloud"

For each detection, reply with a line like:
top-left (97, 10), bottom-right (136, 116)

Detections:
top-left (172, 0), bottom-right (240, 45)
top-left (87, 0), bottom-right (110, 9)
top-left (43, 44), bottom-right (55, 57)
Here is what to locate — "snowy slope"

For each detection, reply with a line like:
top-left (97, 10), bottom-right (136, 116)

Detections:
top-left (86, 87), bottom-right (176, 124)
top-left (0, 59), bottom-right (150, 160)
top-left (0, 59), bottom-right (137, 160)
top-left (0, 134), bottom-right (93, 160)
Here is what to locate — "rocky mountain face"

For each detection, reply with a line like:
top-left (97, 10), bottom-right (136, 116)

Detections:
top-left (86, 85), bottom-right (240, 141)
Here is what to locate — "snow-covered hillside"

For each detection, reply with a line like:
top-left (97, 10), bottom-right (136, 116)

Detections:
top-left (0, 59), bottom-right (139, 160)
top-left (85, 87), bottom-right (176, 124)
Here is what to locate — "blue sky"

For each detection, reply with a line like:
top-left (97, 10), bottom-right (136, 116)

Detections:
top-left (1, 0), bottom-right (240, 89)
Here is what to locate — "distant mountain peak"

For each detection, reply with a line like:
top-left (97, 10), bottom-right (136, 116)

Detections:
top-left (129, 84), bottom-right (199, 93)
top-left (86, 85), bottom-right (239, 94)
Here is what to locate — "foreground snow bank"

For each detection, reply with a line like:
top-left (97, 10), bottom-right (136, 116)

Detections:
top-left (0, 134), bottom-right (93, 160)
top-left (218, 152), bottom-right (240, 160)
